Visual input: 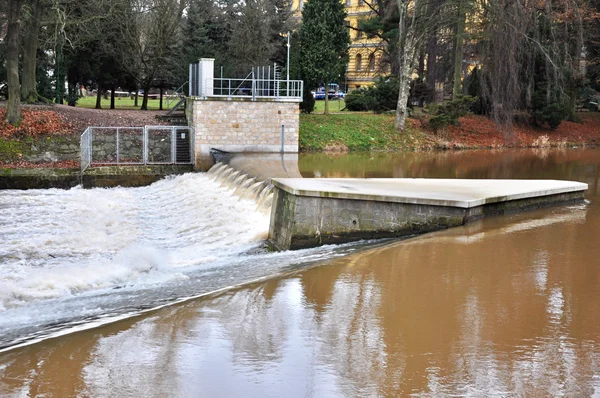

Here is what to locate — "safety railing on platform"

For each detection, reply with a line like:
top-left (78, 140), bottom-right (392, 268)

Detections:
top-left (210, 78), bottom-right (303, 100)
top-left (80, 126), bottom-right (194, 172)
top-left (189, 62), bottom-right (303, 100)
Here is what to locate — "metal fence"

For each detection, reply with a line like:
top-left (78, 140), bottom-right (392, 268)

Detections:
top-left (80, 126), bottom-right (194, 172)
top-left (211, 78), bottom-right (303, 100)
top-left (189, 63), bottom-right (303, 100)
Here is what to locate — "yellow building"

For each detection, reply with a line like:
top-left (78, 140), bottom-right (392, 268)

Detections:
top-left (292, 0), bottom-right (385, 91)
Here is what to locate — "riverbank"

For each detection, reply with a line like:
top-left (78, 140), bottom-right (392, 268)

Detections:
top-left (0, 104), bottom-right (168, 167)
top-left (1, 104), bottom-right (599, 169)
top-left (300, 112), bottom-right (600, 151)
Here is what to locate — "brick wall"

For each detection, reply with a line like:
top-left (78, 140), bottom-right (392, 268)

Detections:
top-left (188, 97), bottom-right (300, 170)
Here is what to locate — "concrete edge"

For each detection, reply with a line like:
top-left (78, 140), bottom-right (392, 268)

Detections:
top-left (271, 179), bottom-right (589, 209)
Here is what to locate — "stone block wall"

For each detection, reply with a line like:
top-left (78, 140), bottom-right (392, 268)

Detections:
top-left (188, 97), bottom-right (300, 170)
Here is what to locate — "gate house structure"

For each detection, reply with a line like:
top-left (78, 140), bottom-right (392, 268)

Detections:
top-left (187, 59), bottom-right (303, 170)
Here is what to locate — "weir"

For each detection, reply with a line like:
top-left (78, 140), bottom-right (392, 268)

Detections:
top-left (208, 157), bottom-right (588, 251)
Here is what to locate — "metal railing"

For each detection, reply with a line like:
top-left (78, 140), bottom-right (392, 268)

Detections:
top-left (165, 82), bottom-right (188, 110)
top-left (210, 78), bottom-right (303, 100)
top-left (80, 126), bottom-right (194, 172)
top-left (189, 62), bottom-right (303, 100)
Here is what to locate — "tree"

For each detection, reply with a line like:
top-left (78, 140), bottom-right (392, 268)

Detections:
top-left (119, 0), bottom-right (186, 110)
top-left (393, 0), bottom-right (440, 131)
top-left (299, 0), bottom-right (350, 115)
top-left (21, 0), bottom-right (46, 103)
top-left (5, 0), bottom-right (24, 125)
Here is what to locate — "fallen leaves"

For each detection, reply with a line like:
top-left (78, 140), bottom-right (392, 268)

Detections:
top-left (0, 108), bottom-right (73, 138)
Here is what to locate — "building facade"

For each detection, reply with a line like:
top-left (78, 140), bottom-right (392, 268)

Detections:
top-left (292, 0), bottom-right (385, 92)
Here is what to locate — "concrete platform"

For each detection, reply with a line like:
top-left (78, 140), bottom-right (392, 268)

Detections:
top-left (268, 178), bottom-right (588, 250)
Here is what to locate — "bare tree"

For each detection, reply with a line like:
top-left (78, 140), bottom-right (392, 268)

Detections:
top-left (119, 0), bottom-right (186, 110)
top-left (394, 0), bottom-right (442, 131)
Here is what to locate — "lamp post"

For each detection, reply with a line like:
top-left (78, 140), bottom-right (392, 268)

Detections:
top-left (286, 31), bottom-right (290, 97)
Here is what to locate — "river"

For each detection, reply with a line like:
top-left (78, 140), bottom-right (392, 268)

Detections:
top-left (0, 148), bottom-right (599, 396)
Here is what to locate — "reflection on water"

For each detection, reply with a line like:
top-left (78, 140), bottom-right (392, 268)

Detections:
top-left (1, 148), bottom-right (600, 397)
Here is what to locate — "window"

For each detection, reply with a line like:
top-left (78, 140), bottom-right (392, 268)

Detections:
top-left (356, 54), bottom-right (362, 71)
top-left (346, 0), bottom-right (351, 6)
top-left (300, 0), bottom-right (304, 9)
top-left (356, 28), bottom-right (362, 39)
top-left (368, 54), bottom-right (375, 71)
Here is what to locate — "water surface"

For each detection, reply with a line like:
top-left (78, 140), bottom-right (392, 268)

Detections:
top-left (1, 148), bottom-right (599, 397)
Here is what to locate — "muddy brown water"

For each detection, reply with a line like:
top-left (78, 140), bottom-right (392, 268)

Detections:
top-left (1, 148), bottom-right (599, 397)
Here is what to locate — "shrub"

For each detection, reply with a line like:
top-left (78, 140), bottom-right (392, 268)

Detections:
top-left (345, 76), bottom-right (399, 113)
top-left (300, 83), bottom-right (315, 114)
top-left (409, 79), bottom-right (434, 107)
top-left (345, 88), bottom-right (374, 111)
top-left (532, 88), bottom-right (569, 129)
top-left (427, 95), bottom-right (477, 132)
top-left (370, 77), bottom-right (399, 113)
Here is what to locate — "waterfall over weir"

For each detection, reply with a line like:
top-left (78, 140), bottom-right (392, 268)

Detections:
top-left (0, 165), bottom-right (361, 351)
top-left (207, 162), bottom-right (275, 214)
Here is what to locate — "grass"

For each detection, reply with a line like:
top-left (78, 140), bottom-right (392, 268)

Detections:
top-left (312, 99), bottom-right (346, 114)
top-left (76, 96), bottom-right (170, 110)
top-left (299, 113), bottom-right (432, 151)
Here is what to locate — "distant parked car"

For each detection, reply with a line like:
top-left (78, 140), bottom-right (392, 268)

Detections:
top-left (313, 90), bottom-right (326, 100)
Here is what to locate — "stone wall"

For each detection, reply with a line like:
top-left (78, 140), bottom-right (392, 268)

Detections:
top-left (188, 97), bottom-right (300, 170)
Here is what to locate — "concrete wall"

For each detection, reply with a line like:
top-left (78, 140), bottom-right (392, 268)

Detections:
top-left (268, 189), bottom-right (467, 250)
top-left (188, 97), bottom-right (300, 170)
top-left (268, 188), bottom-right (586, 251)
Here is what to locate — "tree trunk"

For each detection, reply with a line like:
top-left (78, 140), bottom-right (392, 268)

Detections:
top-left (426, 32), bottom-right (438, 101)
top-left (324, 81), bottom-right (329, 115)
top-left (394, 0), bottom-right (417, 132)
top-left (110, 83), bottom-right (116, 109)
top-left (452, 4), bottom-right (466, 99)
top-left (21, 0), bottom-right (42, 103)
top-left (395, 53), bottom-right (413, 132)
top-left (134, 89), bottom-right (139, 107)
top-left (6, 0), bottom-right (24, 126)
top-left (141, 86), bottom-right (150, 110)
top-left (95, 88), bottom-right (102, 109)
top-left (159, 86), bottom-right (164, 110)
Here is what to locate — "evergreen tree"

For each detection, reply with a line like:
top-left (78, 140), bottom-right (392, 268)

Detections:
top-left (299, 0), bottom-right (350, 114)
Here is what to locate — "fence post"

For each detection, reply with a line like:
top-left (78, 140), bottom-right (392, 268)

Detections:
top-left (171, 127), bottom-right (176, 164)
top-left (116, 128), bottom-right (120, 164)
top-left (89, 128), bottom-right (93, 168)
top-left (143, 126), bottom-right (148, 165)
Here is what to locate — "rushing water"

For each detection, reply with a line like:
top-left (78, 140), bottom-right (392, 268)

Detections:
top-left (1, 148), bottom-right (599, 397)
top-left (0, 168), bottom-right (363, 351)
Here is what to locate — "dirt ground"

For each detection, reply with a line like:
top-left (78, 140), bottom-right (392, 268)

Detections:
top-left (0, 103), bottom-right (169, 136)
top-left (49, 104), bottom-right (170, 132)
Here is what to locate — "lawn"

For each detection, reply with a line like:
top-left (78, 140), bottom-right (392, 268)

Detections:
top-left (299, 113), bottom-right (432, 151)
top-left (76, 95), bottom-right (172, 110)
top-left (312, 99), bottom-right (346, 114)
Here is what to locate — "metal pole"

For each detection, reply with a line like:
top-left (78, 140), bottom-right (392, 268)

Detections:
top-left (116, 128), bottom-right (120, 163)
top-left (188, 64), bottom-right (192, 96)
top-left (252, 67), bottom-right (256, 101)
top-left (143, 127), bottom-right (148, 164)
top-left (89, 128), bottom-right (93, 167)
top-left (286, 31), bottom-right (290, 97)
top-left (171, 127), bottom-right (176, 164)
top-left (281, 124), bottom-right (285, 153)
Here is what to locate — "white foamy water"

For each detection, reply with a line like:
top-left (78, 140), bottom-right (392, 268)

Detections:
top-left (0, 171), bottom-right (365, 350)
top-left (0, 173), bottom-right (270, 312)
